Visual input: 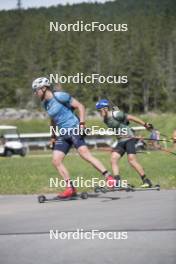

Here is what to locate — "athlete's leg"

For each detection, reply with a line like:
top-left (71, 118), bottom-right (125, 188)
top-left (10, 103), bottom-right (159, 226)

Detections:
top-left (73, 135), bottom-right (115, 187)
top-left (127, 153), bottom-right (145, 176)
top-left (110, 141), bottom-right (125, 185)
top-left (52, 150), bottom-right (70, 181)
top-left (52, 137), bottom-right (76, 197)
top-left (77, 145), bottom-right (108, 174)
top-left (52, 136), bottom-right (72, 181)
top-left (111, 151), bottom-right (121, 176)
top-left (126, 139), bottom-right (152, 187)
top-left (126, 139), bottom-right (145, 177)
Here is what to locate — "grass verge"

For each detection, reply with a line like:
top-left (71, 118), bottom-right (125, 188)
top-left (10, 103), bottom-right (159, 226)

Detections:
top-left (0, 150), bottom-right (175, 194)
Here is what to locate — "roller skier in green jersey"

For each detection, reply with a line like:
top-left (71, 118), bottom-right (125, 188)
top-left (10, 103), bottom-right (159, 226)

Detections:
top-left (96, 99), bottom-right (153, 188)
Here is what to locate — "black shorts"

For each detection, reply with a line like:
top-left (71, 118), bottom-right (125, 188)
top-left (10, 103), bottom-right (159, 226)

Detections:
top-left (112, 139), bottom-right (137, 156)
top-left (54, 134), bottom-right (86, 155)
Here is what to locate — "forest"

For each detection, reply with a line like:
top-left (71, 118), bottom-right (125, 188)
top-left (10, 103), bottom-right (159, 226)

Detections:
top-left (0, 0), bottom-right (175, 113)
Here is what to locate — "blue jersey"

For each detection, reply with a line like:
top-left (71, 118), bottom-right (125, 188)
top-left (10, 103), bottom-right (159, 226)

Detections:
top-left (43, 92), bottom-right (79, 129)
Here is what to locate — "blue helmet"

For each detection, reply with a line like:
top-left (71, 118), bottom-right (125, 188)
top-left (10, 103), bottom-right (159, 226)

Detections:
top-left (96, 99), bottom-right (109, 109)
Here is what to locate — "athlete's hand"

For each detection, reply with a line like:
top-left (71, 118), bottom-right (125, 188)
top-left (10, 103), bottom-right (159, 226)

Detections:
top-left (79, 122), bottom-right (86, 138)
top-left (144, 123), bottom-right (154, 131)
top-left (136, 135), bottom-right (144, 140)
top-left (80, 124), bottom-right (85, 130)
top-left (49, 138), bottom-right (56, 149)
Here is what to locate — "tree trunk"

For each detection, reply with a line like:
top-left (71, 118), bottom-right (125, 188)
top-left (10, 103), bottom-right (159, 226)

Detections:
top-left (143, 80), bottom-right (149, 113)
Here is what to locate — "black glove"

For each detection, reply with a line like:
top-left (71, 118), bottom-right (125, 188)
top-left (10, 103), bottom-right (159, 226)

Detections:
top-left (79, 127), bottom-right (87, 138)
top-left (49, 137), bottom-right (56, 150)
top-left (144, 123), bottom-right (154, 131)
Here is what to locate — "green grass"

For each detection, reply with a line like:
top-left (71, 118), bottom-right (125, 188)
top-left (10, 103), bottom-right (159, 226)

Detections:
top-left (0, 151), bottom-right (175, 194)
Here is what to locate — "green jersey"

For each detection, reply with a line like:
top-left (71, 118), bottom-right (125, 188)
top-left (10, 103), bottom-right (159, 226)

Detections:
top-left (104, 110), bottom-right (134, 141)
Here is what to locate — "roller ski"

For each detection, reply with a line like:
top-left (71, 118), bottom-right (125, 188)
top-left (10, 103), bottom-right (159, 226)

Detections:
top-left (94, 184), bottom-right (160, 193)
top-left (38, 185), bottom-right (100, 203)
top-left (133, 177), bottom-right (160, 190)
top-left (94, 176), bottom-right (132, 193)
top-left (94, 184), bottom-right (133, 193)
top-left (94, 177), bottom-right (160, 193)
top-left (38, 191), bottom-right (89, 203)
top-left (130, 184), bottom-right (160, 192)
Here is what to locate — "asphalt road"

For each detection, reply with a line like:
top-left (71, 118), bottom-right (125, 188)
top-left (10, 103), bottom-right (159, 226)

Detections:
top-left (0, 190), bottom-right (176, 264)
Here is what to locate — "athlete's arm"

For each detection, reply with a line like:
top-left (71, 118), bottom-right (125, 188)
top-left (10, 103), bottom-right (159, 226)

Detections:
top-left (50, 119), bottom-right (57, 137)
top-left (127, 115), bottom-right (153, 130)
top-left (49, 119), bottom-right (57, 149)
top-left (127, 115), bottom-right (146, 126)
top-left (70, 98), bottom-right (85, 124)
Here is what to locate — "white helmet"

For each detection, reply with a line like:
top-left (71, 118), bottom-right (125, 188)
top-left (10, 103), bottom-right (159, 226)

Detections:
top-left (32, 77), bottom-right (50, 92)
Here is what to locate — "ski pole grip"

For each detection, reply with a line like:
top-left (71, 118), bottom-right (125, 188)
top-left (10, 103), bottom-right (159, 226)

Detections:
top-left (144, 123), bottom-right (154, 130)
